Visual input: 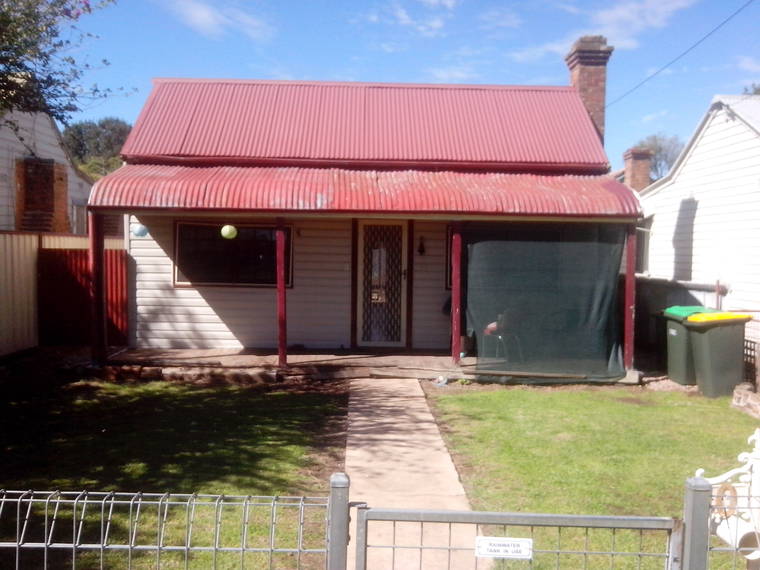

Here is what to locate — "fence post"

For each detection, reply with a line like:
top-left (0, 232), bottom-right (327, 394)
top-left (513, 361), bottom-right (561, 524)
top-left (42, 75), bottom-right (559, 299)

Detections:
top-left (327, 472), bottom-right (350, 570)
top-left (682, 476), bottom-right (712, 570)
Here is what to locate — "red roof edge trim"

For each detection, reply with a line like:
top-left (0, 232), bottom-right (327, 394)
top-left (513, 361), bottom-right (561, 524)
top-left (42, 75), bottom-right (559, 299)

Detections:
top-left (87, 204), bottom-right (638, 221)
top-left (121, 155), bottom-right (611, 175)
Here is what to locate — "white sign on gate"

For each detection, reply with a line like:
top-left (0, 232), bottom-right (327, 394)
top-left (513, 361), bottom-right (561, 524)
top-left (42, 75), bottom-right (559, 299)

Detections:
top-left (475, 536), bottom-right (533, 559)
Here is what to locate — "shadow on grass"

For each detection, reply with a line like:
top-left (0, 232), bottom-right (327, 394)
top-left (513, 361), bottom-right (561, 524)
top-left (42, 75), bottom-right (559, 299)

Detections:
top-left (0, 379), bottom-right (347, 495)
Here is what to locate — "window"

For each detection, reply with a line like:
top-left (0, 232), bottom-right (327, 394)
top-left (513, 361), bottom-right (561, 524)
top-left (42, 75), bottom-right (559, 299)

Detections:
top-left (175, 223), bottom-right (292, 287)
top-left (636, 217), bottom-right (652, 274)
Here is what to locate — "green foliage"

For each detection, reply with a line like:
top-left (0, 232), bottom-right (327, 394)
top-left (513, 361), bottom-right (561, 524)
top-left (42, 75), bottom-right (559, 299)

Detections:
top-left (62, 116), bottom-right (130, 177)
top-left (78, 154), bottom-right (122, 178)
top-left (0, 0), bottom-right (115, 124)
top-left (636, 132), bottom-right (684, 180)
top-left (430, 388), bottom-right (758, 517)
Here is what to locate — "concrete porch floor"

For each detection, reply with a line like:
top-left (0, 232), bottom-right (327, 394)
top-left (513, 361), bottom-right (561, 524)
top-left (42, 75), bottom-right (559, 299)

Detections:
top-left (109, 348), bottom-right (477, 380)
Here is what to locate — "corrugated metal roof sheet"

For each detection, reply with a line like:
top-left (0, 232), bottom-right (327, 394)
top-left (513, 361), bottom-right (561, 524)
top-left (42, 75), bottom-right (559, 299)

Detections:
top-left (89, 165), bottom-right (640, 218)
top-left (121, 79), bottom-right (609, 172)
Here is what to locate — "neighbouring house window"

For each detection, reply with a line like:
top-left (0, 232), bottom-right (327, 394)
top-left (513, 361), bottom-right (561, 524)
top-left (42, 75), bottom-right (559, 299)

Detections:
top-left (175, 222), bottom-right (292, 287)
top-left (636, 217), bottom-right (652, 274)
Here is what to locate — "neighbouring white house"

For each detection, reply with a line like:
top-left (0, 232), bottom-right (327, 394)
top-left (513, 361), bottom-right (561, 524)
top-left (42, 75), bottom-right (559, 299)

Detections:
top-left (0, 110), bottom-right (92, 234)
top-left (638, 95), bottom-right (760, 373)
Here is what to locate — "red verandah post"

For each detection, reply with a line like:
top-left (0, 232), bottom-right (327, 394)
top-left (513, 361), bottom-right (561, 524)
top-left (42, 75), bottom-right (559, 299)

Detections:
top-left (276, 219), bottom-right (287, 368)
top-left (88, 212), bottom-right (106, 365)
top-left (451, 223), bottom-right (462, 364)
top-left (624, 224), bottom-right (637, 370)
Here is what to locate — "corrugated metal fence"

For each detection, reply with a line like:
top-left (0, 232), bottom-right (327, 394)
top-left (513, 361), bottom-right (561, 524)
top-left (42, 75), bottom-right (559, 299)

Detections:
top-left (0, 233), bottom-right (38, 356)
top-left (0, 231), bottom-right (125, 357)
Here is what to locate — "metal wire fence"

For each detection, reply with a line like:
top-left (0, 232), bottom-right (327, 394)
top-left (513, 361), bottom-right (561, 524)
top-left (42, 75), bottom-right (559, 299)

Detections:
top-left (5, 474), bottom-right (759, 569)
top-left (354, 507), bottom-right (680, 569)
top-left (0, 489), bottom-right (330, 569)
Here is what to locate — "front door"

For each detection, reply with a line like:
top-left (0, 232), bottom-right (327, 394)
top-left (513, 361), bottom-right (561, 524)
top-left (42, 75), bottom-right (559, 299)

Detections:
top-left (357, 221), bottom-right (407, 347)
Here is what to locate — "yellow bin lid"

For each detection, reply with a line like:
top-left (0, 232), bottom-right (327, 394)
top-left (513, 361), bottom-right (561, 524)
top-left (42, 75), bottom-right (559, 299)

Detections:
top-left (686, 312), bottom-right (752, 323)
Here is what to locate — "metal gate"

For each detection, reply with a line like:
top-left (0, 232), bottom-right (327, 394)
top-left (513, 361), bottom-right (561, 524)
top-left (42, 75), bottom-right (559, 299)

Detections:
top-left (37, 249), bottom-right (128, 346)
top-left (355, 506), bottom-right (680, 569)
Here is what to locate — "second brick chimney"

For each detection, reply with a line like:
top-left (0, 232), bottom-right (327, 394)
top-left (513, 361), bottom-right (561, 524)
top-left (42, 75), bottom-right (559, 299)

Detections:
top-left (623, 147), bottom-right (653, 191)
top-left (565, 36), bottom-right (614, 142)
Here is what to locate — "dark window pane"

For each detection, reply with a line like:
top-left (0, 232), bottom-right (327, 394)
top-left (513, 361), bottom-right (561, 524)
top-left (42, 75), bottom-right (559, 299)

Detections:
top-left (176, 224), bottom-right (291, 286)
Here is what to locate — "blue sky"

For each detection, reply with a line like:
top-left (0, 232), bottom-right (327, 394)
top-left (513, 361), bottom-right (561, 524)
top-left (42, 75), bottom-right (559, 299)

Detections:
top-left (70, 0), bottom-right (760, 170)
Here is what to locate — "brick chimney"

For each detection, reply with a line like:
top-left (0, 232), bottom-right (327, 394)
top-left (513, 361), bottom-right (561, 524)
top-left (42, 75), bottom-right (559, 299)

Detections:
top-left (623, 147), bottom-right (653, 191)
top-left (565, 36), bottom-right (614, 142)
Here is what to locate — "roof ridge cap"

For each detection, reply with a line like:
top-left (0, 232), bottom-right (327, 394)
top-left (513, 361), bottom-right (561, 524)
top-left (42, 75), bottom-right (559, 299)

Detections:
top-left (152, 77), bottom-right (573, 91)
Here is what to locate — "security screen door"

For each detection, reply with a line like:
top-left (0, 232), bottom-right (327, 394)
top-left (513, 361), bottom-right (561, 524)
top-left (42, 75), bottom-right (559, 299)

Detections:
top-left (357, 221), bottom-right (407, 347)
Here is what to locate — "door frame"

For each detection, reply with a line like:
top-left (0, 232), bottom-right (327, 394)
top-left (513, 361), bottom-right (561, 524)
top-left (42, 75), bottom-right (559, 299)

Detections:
top-left (355, 219), bottom-right (409, 348)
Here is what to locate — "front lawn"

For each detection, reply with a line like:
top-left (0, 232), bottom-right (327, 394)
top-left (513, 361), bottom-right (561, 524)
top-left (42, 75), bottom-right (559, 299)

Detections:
top-left (0, 378), bottom-right (347, 568)
top-left (426, 385), bottom-right (758, 517)
top-left (0, 379), bottom-right (347, 495)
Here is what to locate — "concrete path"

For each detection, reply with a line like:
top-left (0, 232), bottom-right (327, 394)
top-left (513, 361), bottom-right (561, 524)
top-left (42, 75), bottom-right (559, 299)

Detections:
top-left (345, 377), bottom-right (470, 510)
top-left (345, 377), bottom-right (479, 569)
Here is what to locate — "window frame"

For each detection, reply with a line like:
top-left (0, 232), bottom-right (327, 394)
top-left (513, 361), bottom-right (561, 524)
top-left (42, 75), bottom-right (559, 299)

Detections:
top-left (173, 221), bottom-right (294, 288)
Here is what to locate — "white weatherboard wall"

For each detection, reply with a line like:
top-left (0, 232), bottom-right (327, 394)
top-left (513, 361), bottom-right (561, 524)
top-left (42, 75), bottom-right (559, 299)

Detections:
top-left (129, 216), bottom-right (452, 350)
top-left (129, 216), bottom-right (352, 349)
top-left (641, 102), bottom-right (760, 344)
top-left (411, 221), bottom-right (450, 350)
top-left (0, 111), bottom-right (91, 231)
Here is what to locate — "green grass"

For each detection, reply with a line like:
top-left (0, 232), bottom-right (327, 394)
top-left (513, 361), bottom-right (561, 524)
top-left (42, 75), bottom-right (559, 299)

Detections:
top-left (0, 379), bottom-right (345, 494)
top-left (0, 379), bottom-right (346, 568)
top-left (428, 386), bottom-right (759, 517)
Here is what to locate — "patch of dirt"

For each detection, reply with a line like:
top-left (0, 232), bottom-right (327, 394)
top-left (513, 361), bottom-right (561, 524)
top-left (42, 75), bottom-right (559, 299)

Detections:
top-left (278, 377), bottom-right (350, 495)
top-left (614, 396), bottom-right (656, 406)
top-left (419, 374), bottom-right (701, 396)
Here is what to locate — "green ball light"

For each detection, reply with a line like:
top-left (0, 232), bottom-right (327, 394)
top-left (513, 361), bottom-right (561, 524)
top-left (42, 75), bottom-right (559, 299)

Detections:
top-left (220, 224), bottom-right (238, 239)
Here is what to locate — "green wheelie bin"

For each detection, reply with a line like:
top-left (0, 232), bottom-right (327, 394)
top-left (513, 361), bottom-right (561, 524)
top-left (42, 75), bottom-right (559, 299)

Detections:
top-left (685, 312), bottom-right (752, 397)
top-left (663, 306), bottom-right (718, 385)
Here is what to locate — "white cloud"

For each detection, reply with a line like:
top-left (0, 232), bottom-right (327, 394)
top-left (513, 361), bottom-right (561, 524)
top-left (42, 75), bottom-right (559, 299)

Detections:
top-left (479, 8), bottom-right (522, 30)
top-left (167, 0), bottom-right (273, 41)
top-left (641, 109), bottom-right (669, 123)
top-left (417, 0), bottom-right (457, 8)
top-left (427, 65), bottom-right (478, 82)
top-left (391, 5), bottom-right (445, 36)
top-left (508, 0), bottom-right (696, 62)
top-left (737, 56), bottom-right (760, 74)
top-left (508, 38), bottom-right (569, 62)
top-left (590, 0), bottom-right (697, 49)
top-left (393, 5), bottom-right (415, 26)
top-left (379, 41), bottom-right (405, 53)
top-left (553, 2), bottom-right (582, 15)
top-left (645, 66), bottom-right (674, 76)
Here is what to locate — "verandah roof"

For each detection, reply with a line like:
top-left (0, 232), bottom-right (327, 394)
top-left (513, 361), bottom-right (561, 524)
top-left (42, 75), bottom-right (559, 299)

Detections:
top-left (89, 164), bottom-right (641, 219)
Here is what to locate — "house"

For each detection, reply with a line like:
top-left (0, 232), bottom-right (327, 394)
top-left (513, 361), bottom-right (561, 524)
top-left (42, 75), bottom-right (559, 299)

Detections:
top-left (0, 110), bottom-right (92, 233)
top-left (637, 95), bottom-right (760, 374)
top-left (88, 36), bottom-right (642, 382)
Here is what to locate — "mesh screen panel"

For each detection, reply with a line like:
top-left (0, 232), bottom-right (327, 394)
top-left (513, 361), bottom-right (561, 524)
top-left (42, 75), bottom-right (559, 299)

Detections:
top-left (362, 224), bottom-right (403, 343)
top-left (465, 223), bottom-right (625, 382)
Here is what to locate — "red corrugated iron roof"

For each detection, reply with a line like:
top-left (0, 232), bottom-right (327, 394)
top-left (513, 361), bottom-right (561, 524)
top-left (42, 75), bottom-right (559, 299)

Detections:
top-left (122, 79), bottom-right (610, 173)
top-left (89, 165), bottom-right (640, 218)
